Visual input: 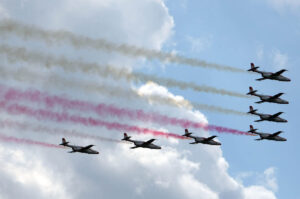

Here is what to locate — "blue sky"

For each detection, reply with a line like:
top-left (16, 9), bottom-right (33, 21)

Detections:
top-left (138, 0), bottom-right (299, 198)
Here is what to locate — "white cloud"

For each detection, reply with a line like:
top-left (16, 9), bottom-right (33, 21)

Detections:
top-left (186, 35), bottom-right (213, 53)
top-left (263, 167), bottom-right (278, 192)
top-left (271, 49), bottom-right (288, 69)
top-left (266, 0), bottom-right (300, 14)
top-left (244, 186), bottom-right (277, 199)
top-left (256, 44), bottom-right (264, 61)
top-left (0, 148), bottom-right (70, 199)
top-left (0, 4), bottom-right (9, 18)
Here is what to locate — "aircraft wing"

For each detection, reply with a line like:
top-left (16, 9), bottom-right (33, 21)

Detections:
top-left (142, 139), bottom-right (156, 146)
top-left (270, 112), bottom-right (283, 119)
top-left (256, 78), bottom-right (266, 81)
top-left (271, 69), bottom-right (286, 77)
top-left (80, 145), bottom-right (94, 151)
top-left (269, 93), bottom-right (284, 100)
top-left (270, 131), bottom-right (282, 137)
top-left (204, 135), bottom-right (217, 141)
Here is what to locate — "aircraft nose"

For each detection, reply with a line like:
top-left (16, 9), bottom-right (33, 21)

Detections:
top-left (283, 138), bottom-right (287, 141)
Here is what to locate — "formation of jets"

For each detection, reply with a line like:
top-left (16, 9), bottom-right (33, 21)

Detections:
top-left (247, 63), bottom-right (290, 142)
top-left (58, 63), bottom-right (291, 155)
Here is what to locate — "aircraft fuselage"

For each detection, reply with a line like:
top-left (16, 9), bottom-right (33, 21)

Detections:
top-left (257, 133), bottom-right (287, 141)
top-left (70, 145), bottom-right (99, 154)
top-left (258, 71), bottom-right (290, 81)
top-left (255, 113), bottom-right (287, 122)
top-left (132, 140), bottom-right (161, 149)
top-left (256, 94), bottom-right (289, 104)
top-left (190, 136), bottom-right (221, 145)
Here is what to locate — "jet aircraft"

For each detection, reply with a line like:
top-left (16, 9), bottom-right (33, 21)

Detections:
top-left (247, 87), bottom-right (289, 104)
top-left (248, 63), bottom-right (291, 82)
top-left (248, 106), bottom-right (287, 123)
top-left (122, 133), bottom-right (161, 149)
top-left (182, 129), bottom-right (221, 145)
top-left (248, 125), bottom-right (287, 141)
top-left (59, 138), bottom-right (99, 154)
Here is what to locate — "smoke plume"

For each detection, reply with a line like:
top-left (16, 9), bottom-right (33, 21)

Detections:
top-left (0, 133), bottom-right (63, 149)
top-left (0, 119), bottom-right (123, 143)
top-left (0, 101), bottom-right (187, 139)
top-left (0, 44), bottom-right (249, 98)
top-left (0, 20), bottom-right (248, 73)
top-left (0, 85), bottom-right (251, 136)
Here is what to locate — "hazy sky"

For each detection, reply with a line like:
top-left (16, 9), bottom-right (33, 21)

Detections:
top-left (0, 0), bottom-right (299, 199)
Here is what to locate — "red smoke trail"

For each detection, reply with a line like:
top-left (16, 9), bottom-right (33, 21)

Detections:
top-left (0, 86), bottom-right (250, 135)
top-left (0, 101), bottom-right (186, 139)
top-left (0, 119), bottom-right (123, 143)
top-left (0, 133), bottom-right (63, 149)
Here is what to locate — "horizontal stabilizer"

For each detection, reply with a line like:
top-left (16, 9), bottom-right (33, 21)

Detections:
top-left (248, 63), bottom-right (259, 71)
top-left (248, 125), bottom-right (258, 133)
top-left (60, 138), bottom-right (69, 146)
top-left (183, 129), bottom-right (193, 137)
top-left (122, 133), bottom-right (131, 141)
top-left (248, 106), bottom-right (257, 114)
top-left (247, 87), bottom-right (257, 95)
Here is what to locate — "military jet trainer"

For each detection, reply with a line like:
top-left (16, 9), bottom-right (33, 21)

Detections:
top-left (248, 106), bottom-right (287, 123)
top-left (122, 133), bottom-right (161, 149)
top-left (248, 63), bottom-right (291, 82)
top-left (59, 138), bottom-right (99, 154)
top-left (182, 129), bottom-right (221, 145)
top-left (248, 125), bottom-right (287, 141)
top-left (247, 87), bottom-right (289, 104)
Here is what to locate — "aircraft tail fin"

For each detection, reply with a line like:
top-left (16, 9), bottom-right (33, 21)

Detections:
top-left (248, 125), bottom-right (258, 134)
top-left (247, 86), bottom-right (257, 95)
top-left (182, 129), bottom-right (192, 137)
top-left (60, 138), bottom-right (69, 146)
top-left (122, 133), bottom-right (131, 141)
top-left (248, 106), bottom-right (257, 114)
top-left (248, 63), bottom-right (259, 72)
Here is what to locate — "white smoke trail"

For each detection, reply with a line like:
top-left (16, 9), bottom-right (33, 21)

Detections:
top-left (0, 20), bottom-right (247, 73)
top-left (0, 44), bottom-right (250, 98)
